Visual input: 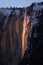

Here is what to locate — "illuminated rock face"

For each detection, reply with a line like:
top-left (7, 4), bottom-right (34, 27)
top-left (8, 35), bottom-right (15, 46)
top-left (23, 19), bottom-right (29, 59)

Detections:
top-left (0, 8), bottom-right (29, 65)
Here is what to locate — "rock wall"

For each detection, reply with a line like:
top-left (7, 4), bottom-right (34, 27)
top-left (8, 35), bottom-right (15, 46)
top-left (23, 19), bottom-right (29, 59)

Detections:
top-left (19, 2), bottom-right (43, 65)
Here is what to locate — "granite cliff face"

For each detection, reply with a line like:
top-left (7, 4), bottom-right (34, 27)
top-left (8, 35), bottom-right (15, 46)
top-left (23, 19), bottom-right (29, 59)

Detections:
top-left (0, 7), bottom-right (30, 65)
top-left (19, 2), bottom-right (43, 65)
top-left (0, 2), bottom-right (43, 65)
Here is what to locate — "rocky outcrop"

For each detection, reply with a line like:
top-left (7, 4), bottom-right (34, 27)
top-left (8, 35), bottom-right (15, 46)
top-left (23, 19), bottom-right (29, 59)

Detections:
top-left (0, 7), bottom-right (30, 65)
top-left (0, 8), bottom-right (24, 65)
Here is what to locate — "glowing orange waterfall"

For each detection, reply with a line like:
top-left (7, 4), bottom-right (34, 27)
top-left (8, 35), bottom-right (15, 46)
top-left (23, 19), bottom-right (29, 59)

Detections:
top-left (22, 9), bottom-right (27, 57)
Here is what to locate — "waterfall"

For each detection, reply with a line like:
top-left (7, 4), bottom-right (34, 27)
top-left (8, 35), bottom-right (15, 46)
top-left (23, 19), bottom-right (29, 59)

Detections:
top-left (22, 8), bottom-right (27, 57)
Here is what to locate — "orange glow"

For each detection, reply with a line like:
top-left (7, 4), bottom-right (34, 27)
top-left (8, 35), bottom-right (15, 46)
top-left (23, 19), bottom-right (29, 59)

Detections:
top-left (22, 11), bottom-right (27, 57)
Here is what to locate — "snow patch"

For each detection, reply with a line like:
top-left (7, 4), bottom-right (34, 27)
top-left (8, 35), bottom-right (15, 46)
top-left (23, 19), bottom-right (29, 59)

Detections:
top-left (33, 3), bottom-right (43, 11)
top-left (26, 16), bottom-right (30, 24)
top-left (15, 10), bottom-right (20, 16)
top-left (0, 8), bottom-right (12, 16)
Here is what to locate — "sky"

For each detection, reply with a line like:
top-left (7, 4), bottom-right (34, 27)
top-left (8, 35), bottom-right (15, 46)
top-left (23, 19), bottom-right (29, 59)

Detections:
top-left (0, 0), bottom-right (43, 8)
